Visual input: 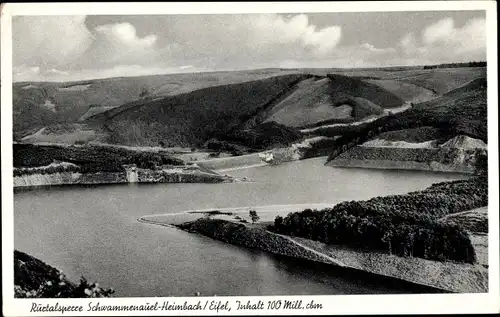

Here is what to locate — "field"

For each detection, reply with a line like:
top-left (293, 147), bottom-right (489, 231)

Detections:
top-left (20, 124), bottom-right (104, 144)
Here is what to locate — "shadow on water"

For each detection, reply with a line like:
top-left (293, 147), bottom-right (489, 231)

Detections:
top-left (241, 249), bottom-right (449, 295)
top-left (183, 232), bottom-right (448, 296)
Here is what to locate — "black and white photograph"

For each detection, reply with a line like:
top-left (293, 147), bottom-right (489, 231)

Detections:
top-left (1, 1), bottom-right (498, 315)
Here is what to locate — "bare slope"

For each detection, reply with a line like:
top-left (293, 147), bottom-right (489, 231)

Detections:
top-left (264, 76), bottom-right (394, 128)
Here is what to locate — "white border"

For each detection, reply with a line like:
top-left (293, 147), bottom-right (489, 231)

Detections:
top-left (1, 2), bottom-right (499, 316)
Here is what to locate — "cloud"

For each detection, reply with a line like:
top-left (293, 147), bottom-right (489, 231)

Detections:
top-left (12, 14), bottom-right (486, 82)
top-left (13, 16), bottom-right (92, 69)
top-left (13, 17), bottom-right (165, 77)
top-left (13, 14), bottom-right (346, 81)
top-left (422, 17), bottom-right (486, 52)
top-left (95, 23), bottom-right (157, 47)
top-left (399, 17), bottom-right (486, 64)
top-left (13, 65), bottom-right (42, 82)
top-left (155, 13), bottom-right (343, 69)
top-left (68, 22), bottom-right (163, 70)
top-left (251, 14), bottom-right (342, 55)
top-left (360, 43), bottom-right (396, 54)
top-left (422, 18), bottom-right (455, 45)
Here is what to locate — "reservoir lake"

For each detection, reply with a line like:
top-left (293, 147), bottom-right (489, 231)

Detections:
top-left (14, 157), bottom-right (467, 296)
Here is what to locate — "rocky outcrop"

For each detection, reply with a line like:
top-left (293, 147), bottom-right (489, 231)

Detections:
top-left (13, 166), bottom-right (235, 188)
top-left (13, 172), bottom-right (125, 187)
top-left (328, 135), bottom-right (487, 174)
top-left (329, 157), bottom-right (480, 174)
top-left (440, 135), bottom-right (487, 149)
top-left (361, 139), bottom-right (437, 148)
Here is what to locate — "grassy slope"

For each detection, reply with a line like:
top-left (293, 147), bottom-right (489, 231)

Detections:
top-left (264, 77), bottom-right (388, 128)
top-left (412, 78), bottom-right (487, 140)
top-left (326, 74), bottom-right (403, 108)
top-left (383, 67), bottom-right (486, 95)
top-left (20, 124), bottom-right (104, 145)
top-left (98, 73), bottom-right (403, 148)
top-left (373, 127), bottom-right (443, 143)
top-left (366, 79), bottom-right (438, 103)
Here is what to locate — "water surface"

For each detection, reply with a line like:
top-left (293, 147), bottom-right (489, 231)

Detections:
top-left (14, 157), bottom-right (466, 296)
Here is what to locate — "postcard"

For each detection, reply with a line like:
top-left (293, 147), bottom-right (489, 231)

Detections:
top-left (1, 1), bottom-right (498, 315)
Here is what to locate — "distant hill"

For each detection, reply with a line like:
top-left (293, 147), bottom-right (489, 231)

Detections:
top-left (262, 76), bottom-right (399, 128)
top-left (14, 66), bottom-right (487, 151)
top-left (84, 73), bottom-right (407, 148)
top-left (365, 79), bottom-right (438, 103)
top-left (324, 77), bottom-right (487, 162)
top-left (93, 74), bottom-right (311, 147)
top-left (13, 69), bottom-right (298, 139)
top-left (384, 67), bottom-right (486, 95)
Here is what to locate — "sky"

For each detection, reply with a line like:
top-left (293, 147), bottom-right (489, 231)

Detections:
top-left (12, 11), bottom-right (487, 82)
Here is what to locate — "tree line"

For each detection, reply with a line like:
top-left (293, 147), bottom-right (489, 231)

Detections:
top-left (13, 143), bottom-right (185, 174)
top-left (423, 61), bottom-right (486, 69)
top-left (271, 177), bottom-right (487, 263)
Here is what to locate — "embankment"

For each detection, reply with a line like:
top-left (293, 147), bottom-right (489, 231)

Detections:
top-left (13, 167), bottom-right (235, 188)
top-left (176, 218), bottom-right (487, 293)
top-left (327, 144), bottom-right (487, 174)
top-left (196, 153), bottom-right (267, 172)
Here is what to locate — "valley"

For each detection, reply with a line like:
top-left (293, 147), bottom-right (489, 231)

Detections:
top-left (12, 64), bottom-right (490, 297)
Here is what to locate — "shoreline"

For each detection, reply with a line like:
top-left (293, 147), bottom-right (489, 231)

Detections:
top-left (13, 167), bottom-right (240, 189)
top-left (195, 152), bottom-right (268, 172)
top-left (140, 215), bottom-right (487, 293)
top-left (326, 159), bottom-right (477, 174)
top-left (138, 203), bottom-right (488, 294)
